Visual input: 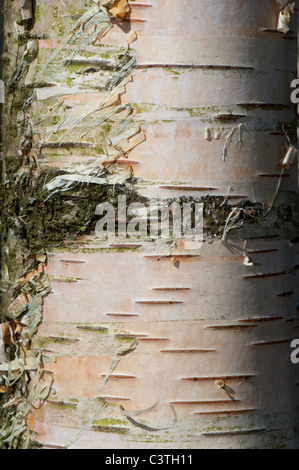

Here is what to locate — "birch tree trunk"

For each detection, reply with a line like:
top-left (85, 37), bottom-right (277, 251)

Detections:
top-left (1, 0), bottom-right (299, 449)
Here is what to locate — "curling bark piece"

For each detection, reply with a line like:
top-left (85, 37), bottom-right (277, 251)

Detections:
top-left (205, 127), bottom-right (212, 141)
top-left (282, 145), bottom-right (298, 169)
top-left (23, 40), bottom-right (39, 64)
top-left (243, 256), bottom-right (255, 267)
top-left (0, 329), bottom-right (7, 364)
top-left (21, 0), bottom-right (33, 21)
top-left (101, 0), bottom-right (131, 20)
top-left (0, 322), bottom-right (23, 346)
top-left (214, 128), bottom-right (222, 140)
top-left (277, 2), bottom-right (296, 33)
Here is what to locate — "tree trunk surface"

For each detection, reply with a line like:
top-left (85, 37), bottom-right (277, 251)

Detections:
top-left (1, 0), bottom-right (299, 449)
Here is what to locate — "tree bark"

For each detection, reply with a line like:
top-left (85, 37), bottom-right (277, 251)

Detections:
top-left (1, 0), bottom-right (299, 449)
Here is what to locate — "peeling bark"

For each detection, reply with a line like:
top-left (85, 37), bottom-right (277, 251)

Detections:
top-left (1, 0), bottom-right (299, 449)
